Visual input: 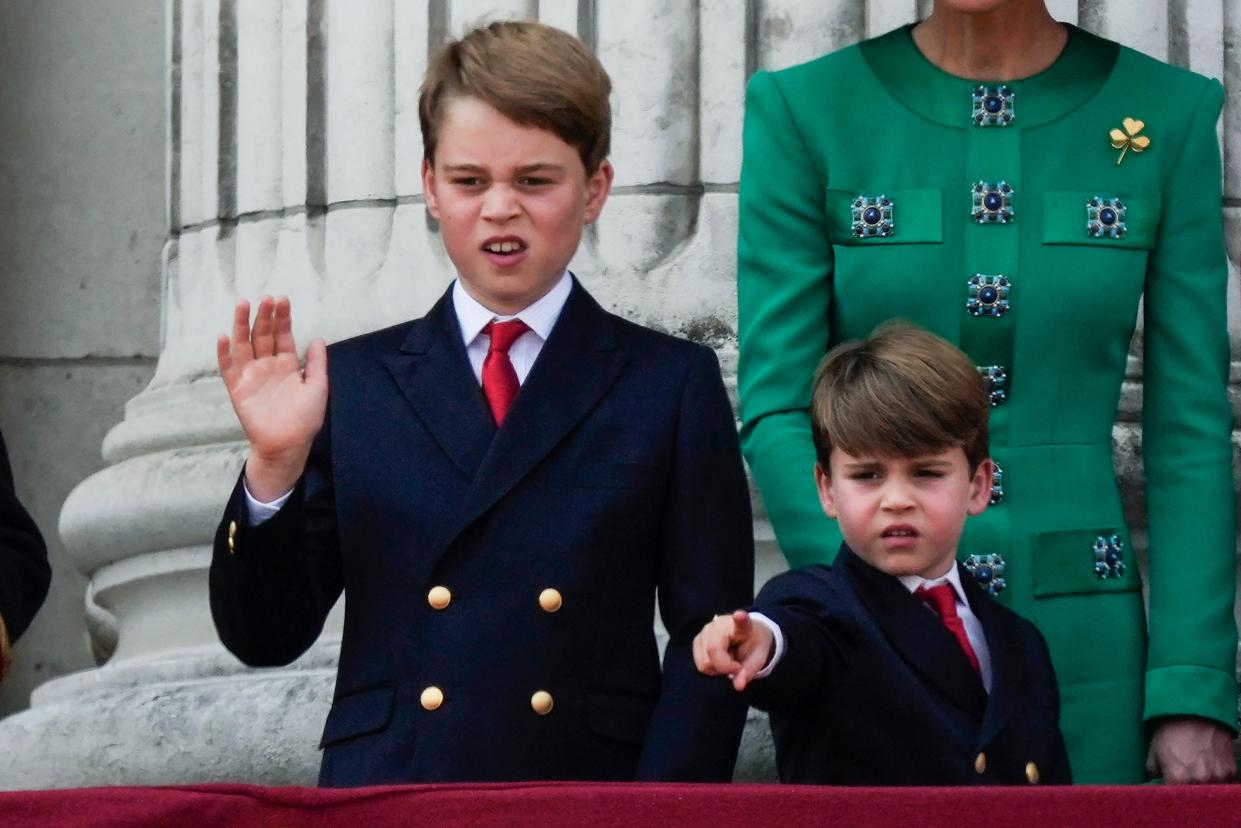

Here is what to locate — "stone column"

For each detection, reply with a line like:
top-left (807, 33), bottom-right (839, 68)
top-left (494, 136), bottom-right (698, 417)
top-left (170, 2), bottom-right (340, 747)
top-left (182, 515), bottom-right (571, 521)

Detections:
top-left (0, 0), bottom-right (1237, 788)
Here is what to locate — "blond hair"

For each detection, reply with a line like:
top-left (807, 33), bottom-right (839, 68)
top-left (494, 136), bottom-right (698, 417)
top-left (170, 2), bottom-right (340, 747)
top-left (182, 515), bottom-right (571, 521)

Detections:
top-left (420, 21), bottom-right (612, 173)
top-left (811, 322), bottom-right (990, 472)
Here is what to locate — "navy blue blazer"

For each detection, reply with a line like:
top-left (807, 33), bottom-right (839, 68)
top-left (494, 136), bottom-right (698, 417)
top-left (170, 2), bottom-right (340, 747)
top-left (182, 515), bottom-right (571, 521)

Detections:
top-left (209, 279), bottom-right (754, 786)
top-left (0, 428), bottom-right (49, 647)
top-left (749, 546), bottom-right (1071, 786)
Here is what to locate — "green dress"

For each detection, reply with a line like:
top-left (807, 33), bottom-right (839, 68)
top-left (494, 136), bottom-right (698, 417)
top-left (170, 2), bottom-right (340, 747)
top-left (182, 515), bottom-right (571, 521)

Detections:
top-left (737, 24), bottom-right (1235, 784)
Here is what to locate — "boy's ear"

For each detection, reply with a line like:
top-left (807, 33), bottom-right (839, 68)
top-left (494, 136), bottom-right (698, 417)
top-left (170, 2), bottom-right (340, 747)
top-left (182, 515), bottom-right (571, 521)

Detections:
top-left (422, 158), bottom-right (441, 219)
top-left (583, 160), bottom-right (614, 224)
top-left (814, 462), bottom-right (838, 519)
top-left (966, 458), bottom-right (994, 517)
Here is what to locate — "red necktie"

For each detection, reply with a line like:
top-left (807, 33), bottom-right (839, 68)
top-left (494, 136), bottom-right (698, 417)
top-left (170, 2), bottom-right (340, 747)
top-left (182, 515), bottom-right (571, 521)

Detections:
top-left (915, 583), bottom-right (981, 675)
top-left (481, 319), bottom-right (530, 425)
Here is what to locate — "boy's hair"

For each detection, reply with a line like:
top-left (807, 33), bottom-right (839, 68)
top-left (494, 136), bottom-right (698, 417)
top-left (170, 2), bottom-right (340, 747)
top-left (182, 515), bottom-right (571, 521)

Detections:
top-left (419, 21), bottom-right (612, 173)
top-left (810, 322), bottom-right (990, 472)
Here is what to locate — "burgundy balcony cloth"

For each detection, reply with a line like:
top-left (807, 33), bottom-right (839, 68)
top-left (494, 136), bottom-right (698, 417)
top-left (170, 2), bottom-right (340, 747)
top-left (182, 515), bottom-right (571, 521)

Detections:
top-left (1, 782), bottom-right (1239, 827)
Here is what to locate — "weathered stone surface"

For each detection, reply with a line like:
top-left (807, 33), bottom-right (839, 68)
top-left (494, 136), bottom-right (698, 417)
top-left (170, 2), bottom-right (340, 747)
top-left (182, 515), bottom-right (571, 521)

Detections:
top-left (0, 0), bottom-right (163, 359)
top-left (0, 363), bottom-right (155, 716)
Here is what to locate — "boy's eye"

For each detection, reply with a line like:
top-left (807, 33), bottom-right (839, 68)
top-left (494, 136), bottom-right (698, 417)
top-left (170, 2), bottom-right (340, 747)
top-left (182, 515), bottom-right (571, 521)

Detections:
top-left (849, 471), bottom-right (880, 481)
top-left (913, 469), bottom-right (946, 478)
top-left (452, 177), bottom-right (485, 188)
top-left (517, 176), bottom-right (552, 187)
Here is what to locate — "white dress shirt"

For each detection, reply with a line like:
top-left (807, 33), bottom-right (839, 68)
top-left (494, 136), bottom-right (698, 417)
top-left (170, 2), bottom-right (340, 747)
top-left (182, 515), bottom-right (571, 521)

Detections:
top-left (243, 272), bottom-right (573, 524)
top-left (751, 562), bottom-right (993, 692)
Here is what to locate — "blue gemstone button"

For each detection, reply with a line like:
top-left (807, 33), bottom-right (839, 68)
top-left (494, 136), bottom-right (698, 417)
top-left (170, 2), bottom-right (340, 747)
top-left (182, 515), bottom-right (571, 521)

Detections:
top-left (1093, 534), bottom-right (1126, 579)
top-left (1087, 196), bottom-right (1127, 239)
top-left (972, 181), bottom-right (1015, 223)
top-left (964, 553), bottom-right (1007, 596)
top-left (852, 195), bottom-right (894, 238)
top-left (977, 365), bottom-right (1008, 406)
top-left (966, 274), bottom-right (1011, 318)
top-left (972, 84), bottom-right (1015, 126)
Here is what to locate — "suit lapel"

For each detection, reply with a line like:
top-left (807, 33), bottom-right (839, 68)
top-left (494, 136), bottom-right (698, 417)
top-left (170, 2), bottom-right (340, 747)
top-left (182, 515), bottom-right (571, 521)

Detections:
top-left (451, 280), bottom-right (629, 538)
top-left (379, 287), bottom-right (496, 482)
top-left (961, 564), bottom-right (1021, 746)
top-left (843, 548), bottom-right (988, 720)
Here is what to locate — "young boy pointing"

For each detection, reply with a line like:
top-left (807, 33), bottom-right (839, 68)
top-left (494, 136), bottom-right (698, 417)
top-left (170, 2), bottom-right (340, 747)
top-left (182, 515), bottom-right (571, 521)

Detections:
top-left (695, 323), bottom-right (1070, 786)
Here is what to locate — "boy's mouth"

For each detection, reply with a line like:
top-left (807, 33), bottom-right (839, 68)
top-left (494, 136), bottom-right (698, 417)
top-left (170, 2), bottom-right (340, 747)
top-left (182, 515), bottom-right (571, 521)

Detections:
top-left (880, 525), bottom-right (919, 547)
top-left (481, 236), bottom-right (528, 263)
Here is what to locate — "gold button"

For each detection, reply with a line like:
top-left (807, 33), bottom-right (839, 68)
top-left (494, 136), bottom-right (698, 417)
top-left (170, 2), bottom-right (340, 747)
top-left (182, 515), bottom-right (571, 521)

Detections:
top-left (1025, 761), bottom-right (1040, 785)
top-left (538, 588), bottom-right (563, 613)
top-left (427, 586), bottom-right (452, 610)
top-left (974, 752), bottom-right (986, 774)
top-left (530, 690), bottom-right (554, 715)
top-left (227, 520), bottom-right (237, 555)
top-left (420, 686), bottom-right (444, 711)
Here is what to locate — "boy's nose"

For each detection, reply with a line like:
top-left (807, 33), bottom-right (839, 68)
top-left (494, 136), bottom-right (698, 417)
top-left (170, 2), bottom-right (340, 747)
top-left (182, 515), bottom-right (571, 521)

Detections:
top-left (481, 186), bottom-right (520, 222)
top-left (879, 482), bottom-right (915, 511)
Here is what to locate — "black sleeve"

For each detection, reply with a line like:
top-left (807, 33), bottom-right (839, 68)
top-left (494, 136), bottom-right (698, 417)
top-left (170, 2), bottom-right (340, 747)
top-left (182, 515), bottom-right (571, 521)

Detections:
top-left (635, 346), bottom-right (755, 782)
top-left (744, 567), bottom-right (852, 713)
top-left (208, 411), bottom-right (344, 667)
top-left (0, 428), bottom-right (50, 646)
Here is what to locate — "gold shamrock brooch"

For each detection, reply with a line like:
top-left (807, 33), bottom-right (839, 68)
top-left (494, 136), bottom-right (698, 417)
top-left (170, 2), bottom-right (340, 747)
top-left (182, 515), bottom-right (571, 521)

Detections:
top-left (1110, 117), bottom-right (1150, 165)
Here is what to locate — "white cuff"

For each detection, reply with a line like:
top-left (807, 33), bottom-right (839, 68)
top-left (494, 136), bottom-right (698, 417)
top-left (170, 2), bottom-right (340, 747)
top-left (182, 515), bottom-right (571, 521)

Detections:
top-left (242, 481), bottom-right (293, 526)
top-left (748, 612), bottom-right (786, 680)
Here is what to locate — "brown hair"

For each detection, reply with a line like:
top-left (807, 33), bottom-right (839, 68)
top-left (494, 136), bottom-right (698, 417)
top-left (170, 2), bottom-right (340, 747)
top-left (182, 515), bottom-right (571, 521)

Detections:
top-left (810, 322), bottom-right (990, 473)
top-left (419, 21), bottom-right (612, 173)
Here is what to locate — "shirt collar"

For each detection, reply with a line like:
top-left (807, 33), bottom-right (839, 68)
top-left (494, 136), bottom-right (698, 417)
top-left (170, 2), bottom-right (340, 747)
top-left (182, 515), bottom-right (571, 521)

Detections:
top-left (899, 563), bottom-right (967, 607)
top-left (453, 271), bottom-right (573, 347)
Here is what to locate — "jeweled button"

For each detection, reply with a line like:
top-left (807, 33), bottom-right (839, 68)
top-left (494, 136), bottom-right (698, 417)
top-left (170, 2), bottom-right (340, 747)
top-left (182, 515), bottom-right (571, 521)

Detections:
top-left (427, 586), bottom-right (452, 610)
top-left (1100, 207), bottom-right (1117, 225)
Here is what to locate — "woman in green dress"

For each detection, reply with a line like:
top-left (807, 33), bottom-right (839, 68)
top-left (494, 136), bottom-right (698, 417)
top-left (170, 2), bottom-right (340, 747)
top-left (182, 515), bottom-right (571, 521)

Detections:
top-left (738, 0), bottom-right (1236, 784)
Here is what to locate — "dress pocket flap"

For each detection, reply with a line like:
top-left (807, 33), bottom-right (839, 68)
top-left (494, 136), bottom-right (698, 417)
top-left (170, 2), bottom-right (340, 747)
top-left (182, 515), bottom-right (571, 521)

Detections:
top-left (586, 692), bottom-right (656, 744)
top-left (1042, 190), bottom-right (1160, 249)
top-left (319, 685), bottom-right (396, 749)
top-left (825, 188), bottom-right (943, 245)
top-left (1031, 528), bottom-right (1141, 598)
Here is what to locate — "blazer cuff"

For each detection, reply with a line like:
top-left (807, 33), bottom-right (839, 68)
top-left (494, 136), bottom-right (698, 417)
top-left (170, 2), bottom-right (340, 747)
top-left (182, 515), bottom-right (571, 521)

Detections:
top-left (1144, 664), bottom-right (1239, 733)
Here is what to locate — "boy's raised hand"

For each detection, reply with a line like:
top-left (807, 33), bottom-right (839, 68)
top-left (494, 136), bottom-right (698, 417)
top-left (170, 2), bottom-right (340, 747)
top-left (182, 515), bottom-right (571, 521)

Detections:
top-left (217, 296), bottom-right (328, 501)
top-left (692, 609), bottom-right (774, 692)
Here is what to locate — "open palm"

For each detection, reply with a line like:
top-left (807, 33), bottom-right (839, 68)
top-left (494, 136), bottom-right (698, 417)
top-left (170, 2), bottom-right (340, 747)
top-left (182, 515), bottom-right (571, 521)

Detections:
top-left (217, 296), bottom-right (327, 498)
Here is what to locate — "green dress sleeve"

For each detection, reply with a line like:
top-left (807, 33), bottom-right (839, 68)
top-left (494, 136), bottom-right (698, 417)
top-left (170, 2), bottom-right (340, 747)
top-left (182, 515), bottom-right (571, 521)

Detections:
top-left (737, 70), bottom-right (840, 568)
top-left (1139, 77), bottom-right (1239, 730)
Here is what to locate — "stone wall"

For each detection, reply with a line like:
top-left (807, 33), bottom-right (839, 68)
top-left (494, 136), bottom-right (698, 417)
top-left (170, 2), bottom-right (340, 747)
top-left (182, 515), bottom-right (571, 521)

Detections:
top-left (0, 0), bottom-right (1237, 789)
top-left (0, 0), bottom-right (165, 717)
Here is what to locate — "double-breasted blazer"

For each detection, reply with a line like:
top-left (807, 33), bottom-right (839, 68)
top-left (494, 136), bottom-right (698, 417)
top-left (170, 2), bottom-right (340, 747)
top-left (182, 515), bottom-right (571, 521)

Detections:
top-left (210, 279), bottom-right (754, 786)
top-left (750, 546), bottom-right (1071, 786)
top-left (737, 23), bottom-right (1236, 781)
